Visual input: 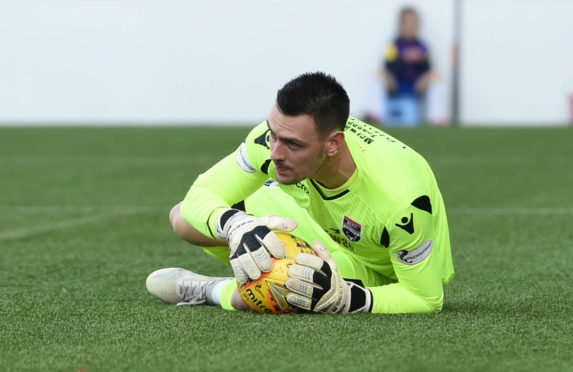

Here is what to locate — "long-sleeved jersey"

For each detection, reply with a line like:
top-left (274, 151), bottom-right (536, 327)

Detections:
top-left (181, 117), bottom-right (454, 313)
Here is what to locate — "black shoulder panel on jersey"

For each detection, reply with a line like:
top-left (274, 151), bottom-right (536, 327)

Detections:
top-left (309, 178), bottom-right (349, 200)
top-left (380, 226), bottom-right (390, 248)
top-left (411, 195), bottom-right (432, 214)
top-left (254, 125), bottom-right (270, 149)
top-left (231, 200), bottom-right (246, 212)
top-left (261, 159), bottom-right (271, 175)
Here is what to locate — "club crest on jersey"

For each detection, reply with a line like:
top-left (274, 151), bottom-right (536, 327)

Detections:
top-left (342, 215), bottom-right (362, 242)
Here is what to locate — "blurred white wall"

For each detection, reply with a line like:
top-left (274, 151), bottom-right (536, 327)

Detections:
top-left (1, 0), bottom-right (571, 126)
top-left (460, 0), bottom-right (573, 126)
top-left (0, 0), bottom-right (452, 125)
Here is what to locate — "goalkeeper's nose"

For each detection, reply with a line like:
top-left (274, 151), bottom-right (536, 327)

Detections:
top-left (270, 141), bottom-right (287, 162)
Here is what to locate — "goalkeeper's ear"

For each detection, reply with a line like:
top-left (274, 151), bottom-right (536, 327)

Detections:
top-left (324, 130), bottom-right (345, 158)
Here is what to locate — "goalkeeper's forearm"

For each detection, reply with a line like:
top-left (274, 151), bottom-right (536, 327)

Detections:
top-left (180, 152), bottom-right (266, 239)
top-left (368, 282), bottom-right (444, 314)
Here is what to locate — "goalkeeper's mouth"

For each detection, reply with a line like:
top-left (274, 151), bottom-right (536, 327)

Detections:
top-left (276, 165), bottom-right (291, 173)
top-left (274, 162), bottom-right (292, 174)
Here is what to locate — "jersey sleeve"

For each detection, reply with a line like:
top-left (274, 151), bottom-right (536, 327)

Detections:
top-left (369, 196), bottom-right (445, 313)
top-left (180, 122), bottom-right (271, 239)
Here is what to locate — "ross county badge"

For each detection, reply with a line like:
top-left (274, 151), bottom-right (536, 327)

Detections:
top-left (342, 215), bottom-right (362, 242)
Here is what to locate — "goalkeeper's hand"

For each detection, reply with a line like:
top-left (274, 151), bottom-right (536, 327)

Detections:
top-left (216, 208), bottom-right (297, 284)
top-left (286, 241), bottom-right (372, 314)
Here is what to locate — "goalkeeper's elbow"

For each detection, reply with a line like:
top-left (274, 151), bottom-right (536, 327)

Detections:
top-left (369, 283), bottom-right (445, 314)
top-left (424, 295), bottom-right (444, 313)
top-left (404, 288), bottom-right (444, 314)
top-left (419, 289), bottom-right (444, 313)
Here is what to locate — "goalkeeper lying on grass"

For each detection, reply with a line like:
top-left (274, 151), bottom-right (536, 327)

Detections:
top-left (146, 72), bottom-right (455, 314)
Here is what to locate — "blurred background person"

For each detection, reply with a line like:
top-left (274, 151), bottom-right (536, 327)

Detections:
top-left (366, 6), bottom-right (447, 127)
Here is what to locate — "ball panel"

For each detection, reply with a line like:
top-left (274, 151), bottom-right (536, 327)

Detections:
top-left (238, 232), bottom-right (314, 314)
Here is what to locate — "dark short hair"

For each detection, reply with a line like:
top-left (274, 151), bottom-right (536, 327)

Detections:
top-left (276, 72), bottom-right (349, 137)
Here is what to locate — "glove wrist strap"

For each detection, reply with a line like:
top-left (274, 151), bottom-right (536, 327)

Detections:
top-left (216, 208), bottom-right (243, 239)
top-left (344, 280), bottom-right (373, 314)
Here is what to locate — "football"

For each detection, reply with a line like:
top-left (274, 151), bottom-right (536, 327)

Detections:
top-left (238, 232), bottom-right (315, 314)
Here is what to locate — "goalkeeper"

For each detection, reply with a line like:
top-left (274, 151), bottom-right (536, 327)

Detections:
top-left (146, 72), bottom-right (454, 314)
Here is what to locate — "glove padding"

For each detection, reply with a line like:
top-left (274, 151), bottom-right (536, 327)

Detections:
top-left (217, 209), bottom-right (297, 284)
top-left (286, 241), bottom-right (372, 314)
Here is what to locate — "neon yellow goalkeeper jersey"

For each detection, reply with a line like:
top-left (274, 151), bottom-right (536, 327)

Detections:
top-left (182, 117), bottom-right (455, 313)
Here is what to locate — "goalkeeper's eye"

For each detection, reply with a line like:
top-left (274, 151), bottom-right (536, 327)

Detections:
top-left (288, 141), bottom-right (302, 150)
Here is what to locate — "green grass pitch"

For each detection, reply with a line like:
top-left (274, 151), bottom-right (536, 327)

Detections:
top-left (0, 125), bottom-right (571, 371)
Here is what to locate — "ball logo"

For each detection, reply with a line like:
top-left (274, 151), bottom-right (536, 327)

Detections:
top-left (267, 280), bottom-right (290, 310)
top-left (397, 240), bottom-right (433, 265)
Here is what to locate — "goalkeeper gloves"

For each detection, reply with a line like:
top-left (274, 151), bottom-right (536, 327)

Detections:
top-left (216, 208), bottom-right (297, 284)
top-left (286, 241), bottom-right (372, 314)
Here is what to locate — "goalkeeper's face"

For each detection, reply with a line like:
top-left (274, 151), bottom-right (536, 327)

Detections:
top-left (268, 105), bottom-right (330, 185)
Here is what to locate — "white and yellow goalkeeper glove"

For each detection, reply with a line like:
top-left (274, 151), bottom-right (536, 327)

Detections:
top-left (216, 209), bottom-right (297, 284)
top-left (286, 241), bottom-right (372, 314)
